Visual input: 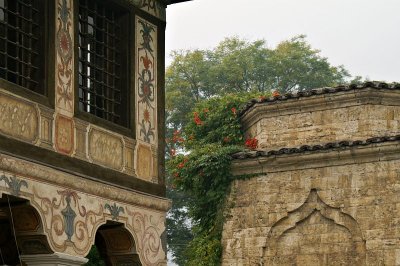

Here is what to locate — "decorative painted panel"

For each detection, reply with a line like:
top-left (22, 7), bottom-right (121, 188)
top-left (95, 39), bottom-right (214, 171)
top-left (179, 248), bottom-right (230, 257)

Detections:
top-left (55, 115), bottom-right (75, 155)
top-left (0, 169), bottom-right (167, 265)
top-left (136, 17), bottom-right (158, 146)
top-left (0, 92), bottom-right (39, 143)
top-left (56, 0), bottom-right (74, 115)
top-left (88, 127), bottom-right (124, 171)
top-left (131, 0), bottom-right (166, 21)
top-left (38, 106), bottom-right (54, 150)
top-left (136, 144), bottom-right (152, 181)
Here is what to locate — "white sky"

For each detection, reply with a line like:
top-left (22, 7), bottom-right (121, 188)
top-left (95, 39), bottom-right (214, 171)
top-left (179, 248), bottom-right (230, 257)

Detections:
top-left (165, 0), bottom-right (400, 82)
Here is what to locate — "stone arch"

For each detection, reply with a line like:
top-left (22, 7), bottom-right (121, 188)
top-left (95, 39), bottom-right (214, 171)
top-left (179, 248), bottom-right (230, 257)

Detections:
top-left (261, 189), bottom-right (366, 265)
top-left (94, 221), bottom-right (142, 266)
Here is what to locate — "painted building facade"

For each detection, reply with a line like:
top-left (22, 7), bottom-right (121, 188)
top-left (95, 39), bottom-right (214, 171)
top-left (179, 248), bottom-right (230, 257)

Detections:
top-left (0, 0), bottom-right (189, 265)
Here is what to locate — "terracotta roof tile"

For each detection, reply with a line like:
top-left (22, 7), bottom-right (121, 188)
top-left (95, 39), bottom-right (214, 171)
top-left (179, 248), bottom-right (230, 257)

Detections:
top-left (239, 81), bottom-right (400, 117)
top-left (231, 135), bottom-right (400, 160)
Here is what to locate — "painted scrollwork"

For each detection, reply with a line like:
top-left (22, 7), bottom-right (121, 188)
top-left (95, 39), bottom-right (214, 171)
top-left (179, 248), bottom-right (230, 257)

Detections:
top-left (56, 0), bottom-right (74, 113)
top-left (33, 188), bottom-right (104, 256)
top-left (136, 17), bottom-right (158, 145)
top-left (0, 169), bottom-right (168, 264)
top-left (127, 208), bottom-right (166, 265)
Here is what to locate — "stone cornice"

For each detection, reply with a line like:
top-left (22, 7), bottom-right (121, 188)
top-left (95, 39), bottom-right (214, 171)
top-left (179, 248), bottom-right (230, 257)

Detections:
top-left (231, 138), bottom-right (400, 176)
top-left (240, 83), bottom-right (400, 131)
top-left (0, 152), bottom-right (171, 212)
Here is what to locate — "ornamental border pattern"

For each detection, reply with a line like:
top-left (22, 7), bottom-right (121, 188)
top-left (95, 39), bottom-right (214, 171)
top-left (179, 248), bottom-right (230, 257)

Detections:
top-left (129, 0), bottom-right (166, 21)
top-left (136, 16), bottom-right (158, 146)
top-left (55, 0), bottom-right (74, 115)
top-left (0, 169), bottom-right (167, 265)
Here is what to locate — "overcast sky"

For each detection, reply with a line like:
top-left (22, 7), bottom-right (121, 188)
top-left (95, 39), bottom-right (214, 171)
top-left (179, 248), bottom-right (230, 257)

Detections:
top-left (165, 0), bottom-right (400, 82)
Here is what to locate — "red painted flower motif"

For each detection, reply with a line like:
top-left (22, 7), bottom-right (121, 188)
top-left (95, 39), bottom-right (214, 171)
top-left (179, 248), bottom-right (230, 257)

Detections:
top-left (143, 109), bottom-right (150, 122)
top-left (245, 137), bottom-right (258, 150)
top-left (141, 54), bottom-right (153, 70)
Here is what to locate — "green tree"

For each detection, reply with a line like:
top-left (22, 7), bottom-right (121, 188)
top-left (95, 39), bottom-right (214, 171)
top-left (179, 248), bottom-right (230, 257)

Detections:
top-left (166, 36), bottom-right (357, 265)
top-left (268, 35), bottom-right (349, 92)
top-left (168, 93), bottom-right (261, 265)
top-left (166, 36), bottom-right (351, 131)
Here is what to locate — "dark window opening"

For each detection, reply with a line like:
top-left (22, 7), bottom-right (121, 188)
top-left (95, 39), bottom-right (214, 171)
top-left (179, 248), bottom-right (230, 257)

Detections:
top-left (0, 0), bottom-right (44, 94)
top-left (78, 0), bottom-right (129, 127)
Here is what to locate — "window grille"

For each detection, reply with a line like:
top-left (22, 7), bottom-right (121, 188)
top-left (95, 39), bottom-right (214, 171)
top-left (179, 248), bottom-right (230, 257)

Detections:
top-left (0, 0), bottom-right (43, 93)
top-left (78, 0), bottom-right (128, 126)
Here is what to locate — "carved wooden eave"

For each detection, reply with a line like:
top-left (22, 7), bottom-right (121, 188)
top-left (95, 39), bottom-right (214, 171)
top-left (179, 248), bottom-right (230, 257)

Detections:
top-left (231, 140), bottom-right (400, 176)
top-left (240, 87), bottom-right (400, 133)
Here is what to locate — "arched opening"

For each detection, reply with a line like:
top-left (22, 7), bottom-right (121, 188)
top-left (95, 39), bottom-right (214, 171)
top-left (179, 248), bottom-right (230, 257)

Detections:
top-left (86, 221), bottom-right (142, 266)
top-left (0, 194), bottom-right (52, 265)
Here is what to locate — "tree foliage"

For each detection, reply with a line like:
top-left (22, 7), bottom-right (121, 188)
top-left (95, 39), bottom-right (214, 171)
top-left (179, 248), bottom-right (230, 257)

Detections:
top-left (166, 35), bottom-right (350, 130)
top-left (166, 36), bottom-right (356, 265)
top-left (167, 93), bottom-right (263, 265)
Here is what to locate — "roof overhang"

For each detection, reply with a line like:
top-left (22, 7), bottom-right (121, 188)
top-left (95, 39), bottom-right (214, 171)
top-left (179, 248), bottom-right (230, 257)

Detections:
top-left (166, 0), bottom-right (192, 5)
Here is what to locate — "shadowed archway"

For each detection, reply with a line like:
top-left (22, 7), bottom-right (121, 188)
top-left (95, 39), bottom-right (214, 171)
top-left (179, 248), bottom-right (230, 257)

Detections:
top-left (93, 221), bottom-right (142, 266)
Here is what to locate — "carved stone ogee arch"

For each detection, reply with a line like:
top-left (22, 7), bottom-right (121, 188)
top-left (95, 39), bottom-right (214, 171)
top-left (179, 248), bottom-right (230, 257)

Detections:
top-left (261, 189), bottom-right (366, 265)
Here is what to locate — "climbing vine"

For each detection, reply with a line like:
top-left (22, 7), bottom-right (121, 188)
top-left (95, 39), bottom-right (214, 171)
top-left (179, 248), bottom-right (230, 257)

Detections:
top-left (167, 92), bottom-right (266, 265)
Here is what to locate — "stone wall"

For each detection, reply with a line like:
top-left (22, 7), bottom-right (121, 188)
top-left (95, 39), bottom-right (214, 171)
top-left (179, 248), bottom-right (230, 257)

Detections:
top-left (241, 85), bottom-right (400, 150)
top-left (222, 84), bottom-right (400, 265)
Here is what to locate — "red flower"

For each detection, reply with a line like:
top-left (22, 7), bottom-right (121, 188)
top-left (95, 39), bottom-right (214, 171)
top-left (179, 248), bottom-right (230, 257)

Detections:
top-left (172, 130), bottom-right (184, 143)
top-left (177, 158), bottom-right (188, 169)
top-left (173, 172), bottom-right (180, 179)
top-left (194, 112), bottom-right (203, 125)
top-left (272, 90), bottom-right (280, 97)
top-left (245, 137), bottom-right (258, 150)
top-left (231, 107), bottom-right (237, 115)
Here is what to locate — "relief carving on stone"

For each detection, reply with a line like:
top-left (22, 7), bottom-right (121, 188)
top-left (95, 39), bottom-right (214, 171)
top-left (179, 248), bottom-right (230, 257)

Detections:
top-left (0, 93), bottom-right (38, 143)
top-left (88, 127), bottom-right (124, 170)
top-left (261, 189), bottom-right (366, 265)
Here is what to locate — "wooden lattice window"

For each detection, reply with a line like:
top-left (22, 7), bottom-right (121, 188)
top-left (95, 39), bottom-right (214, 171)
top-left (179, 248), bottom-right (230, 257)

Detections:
top-left (78, 0), bottom-right (129, 127)
top-left (0, 0), bottom-right (44, 94)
